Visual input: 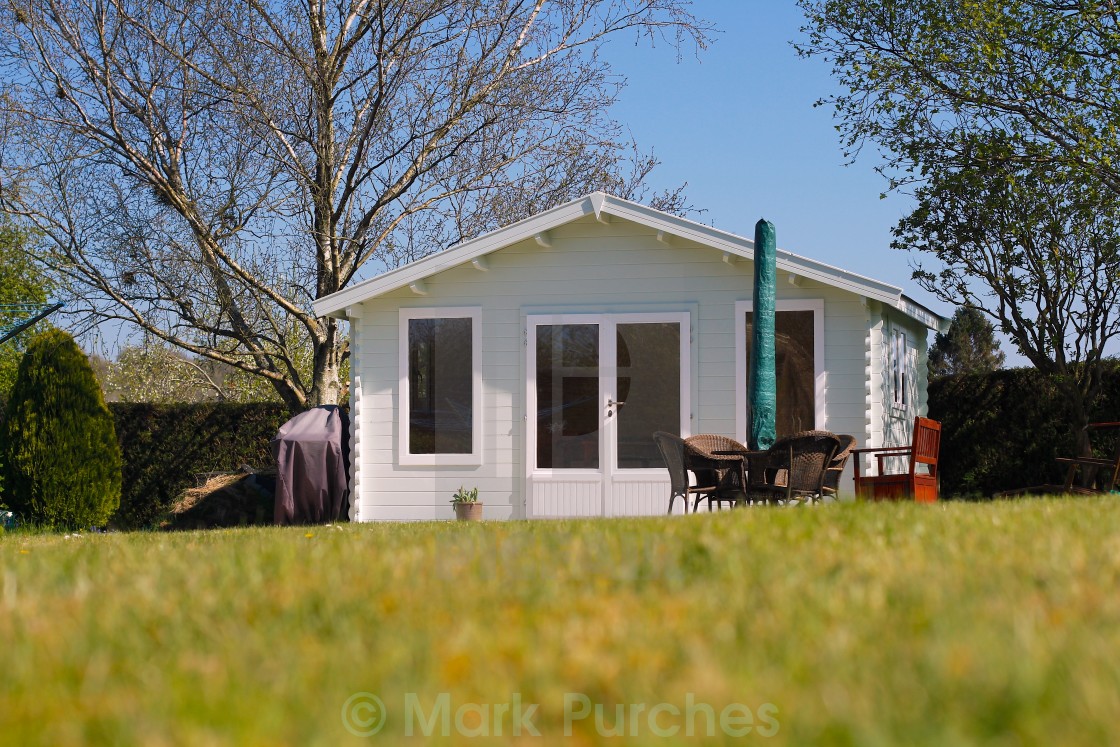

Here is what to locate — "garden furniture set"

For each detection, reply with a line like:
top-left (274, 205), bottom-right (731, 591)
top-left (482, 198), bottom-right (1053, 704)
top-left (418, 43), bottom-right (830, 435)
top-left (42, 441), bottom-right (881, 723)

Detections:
top-left (654, 417), bottom-right (941, 513)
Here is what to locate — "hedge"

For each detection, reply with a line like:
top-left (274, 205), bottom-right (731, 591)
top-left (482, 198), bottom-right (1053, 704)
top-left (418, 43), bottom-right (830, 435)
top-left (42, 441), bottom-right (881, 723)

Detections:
top-left (110, 402), bottom-right (290, 529)
top-left (9, 364), bottom-right (1119, 527)
top-left (111, 366), bottom-right (1120, 521)
top-left (928, 363), bottom-right (1120, 498)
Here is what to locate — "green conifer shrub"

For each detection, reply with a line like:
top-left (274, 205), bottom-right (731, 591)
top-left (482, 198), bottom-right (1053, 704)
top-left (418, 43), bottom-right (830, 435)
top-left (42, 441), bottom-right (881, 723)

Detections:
top-left (1, 329), bottom-right (121, 528)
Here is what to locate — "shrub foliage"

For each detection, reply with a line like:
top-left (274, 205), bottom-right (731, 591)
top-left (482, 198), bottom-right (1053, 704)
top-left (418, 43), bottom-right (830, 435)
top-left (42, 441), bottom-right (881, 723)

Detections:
top-left (1, 329), bottom-right (122, 528)
top-left (929, 363), bottom-right (1120, 498)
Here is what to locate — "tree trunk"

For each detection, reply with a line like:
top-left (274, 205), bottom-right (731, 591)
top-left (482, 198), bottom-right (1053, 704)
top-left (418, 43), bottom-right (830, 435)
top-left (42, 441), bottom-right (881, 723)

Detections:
top-left (1053, 373), bottom-right (1095, 488)
top-left (1053, 373), bottom-right (1093, 456)
top-left (306, 317), bottom-right (342, 411)
top-left (272, 377), bottom-right (310, 416)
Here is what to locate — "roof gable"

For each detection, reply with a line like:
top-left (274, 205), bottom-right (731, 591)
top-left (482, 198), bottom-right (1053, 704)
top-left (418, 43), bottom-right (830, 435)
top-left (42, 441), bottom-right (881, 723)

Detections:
top-left (313, 192), bottom-right (945, 330)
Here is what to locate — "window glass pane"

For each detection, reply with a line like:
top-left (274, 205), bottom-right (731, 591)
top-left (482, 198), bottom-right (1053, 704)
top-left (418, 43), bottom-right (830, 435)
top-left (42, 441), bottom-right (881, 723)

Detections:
top-left (892, 328), bottom-right (906, 407)
top-left (745, 310), bottom-right (815, 437)
top-left (408, 317), bottom-right (473, 454)
top-left (897, 331), bottom-right (904, 405)
top-left (536, 324), bottom-right (599, 469)
top-left (616, 322), bottom-right (681, 469)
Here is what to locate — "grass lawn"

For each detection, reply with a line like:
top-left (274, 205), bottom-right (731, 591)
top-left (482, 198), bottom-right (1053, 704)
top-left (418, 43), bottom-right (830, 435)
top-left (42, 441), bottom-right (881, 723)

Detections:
top-left (3, 497), bottom-right (1120, 745)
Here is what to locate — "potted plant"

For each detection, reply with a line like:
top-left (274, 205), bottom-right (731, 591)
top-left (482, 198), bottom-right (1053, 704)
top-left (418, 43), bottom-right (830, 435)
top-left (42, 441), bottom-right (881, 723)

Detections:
top-left (450, 486), bottom-right (482, 521)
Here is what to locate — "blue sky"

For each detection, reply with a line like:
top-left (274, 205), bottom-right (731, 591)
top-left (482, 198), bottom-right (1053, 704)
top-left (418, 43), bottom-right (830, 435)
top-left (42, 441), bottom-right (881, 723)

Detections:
top-left (98, 3), bottom-right (978, 360)
top-left (606, 1), bottom-right (953, 322)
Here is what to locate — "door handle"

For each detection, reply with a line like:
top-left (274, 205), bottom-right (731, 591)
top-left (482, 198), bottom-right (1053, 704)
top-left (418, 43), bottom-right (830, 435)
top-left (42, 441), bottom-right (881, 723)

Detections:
top-left (607, 400), bottom-right (625, 407)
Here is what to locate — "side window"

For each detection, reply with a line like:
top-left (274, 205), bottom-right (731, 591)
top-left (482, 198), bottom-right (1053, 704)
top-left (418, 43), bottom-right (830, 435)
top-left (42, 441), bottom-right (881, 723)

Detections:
top-left (399, 308), bottom-right (482, 465)
top-left (891, 326), bottom-right (912, 410)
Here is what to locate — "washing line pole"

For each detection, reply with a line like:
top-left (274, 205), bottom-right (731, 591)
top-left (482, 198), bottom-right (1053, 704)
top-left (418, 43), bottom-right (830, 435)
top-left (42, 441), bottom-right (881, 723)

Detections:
top-left (0, 302), bottom-right (64, 344)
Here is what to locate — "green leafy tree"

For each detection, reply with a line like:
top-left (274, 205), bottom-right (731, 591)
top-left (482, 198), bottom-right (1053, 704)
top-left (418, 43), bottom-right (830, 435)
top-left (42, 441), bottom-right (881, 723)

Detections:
top-left (0, 220), bottom-right (52, 407)
top-left (0, 219), bottom-right (53, 504)
top-left (2, 329), bottom-right (121, 528)
top-left (928, 307), bottom-right (1006, 379)
top-left (94, 326), bottom-right (345, 404)
top-left (0, 0), bottom-right (711, 413)
top-left (797, 0), bottom-right (1120, 455)
top-left (99, 338), bottom-right (225, 404)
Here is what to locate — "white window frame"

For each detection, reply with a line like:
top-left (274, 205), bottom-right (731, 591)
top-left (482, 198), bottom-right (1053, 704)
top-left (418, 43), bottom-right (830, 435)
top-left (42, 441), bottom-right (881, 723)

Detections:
top-left (890, 324), bottom-right (913, 412)
top-left (398, 307), bottom-right (483, 466)
top-left (734, 299), bottom-right (825, 444)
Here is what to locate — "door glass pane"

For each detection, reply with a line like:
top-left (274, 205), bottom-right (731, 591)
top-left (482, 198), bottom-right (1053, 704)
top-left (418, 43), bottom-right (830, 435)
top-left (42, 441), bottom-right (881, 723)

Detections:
top-left (408, 317), bottom-right (473, 454)
top-left (616, 323), bottom-right (681, 469)
top-left (536, 324), bottom-right (599, 468)
top-left (744, 310), bottom-right (815, 437)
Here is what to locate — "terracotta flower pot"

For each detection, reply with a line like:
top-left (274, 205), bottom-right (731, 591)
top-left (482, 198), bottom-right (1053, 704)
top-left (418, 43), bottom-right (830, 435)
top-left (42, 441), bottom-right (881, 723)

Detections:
top-left (453, 502), bottom-right (483, 521)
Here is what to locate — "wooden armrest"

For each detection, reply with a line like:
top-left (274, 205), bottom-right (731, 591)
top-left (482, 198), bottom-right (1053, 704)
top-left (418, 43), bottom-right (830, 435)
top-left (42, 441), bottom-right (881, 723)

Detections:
top-left (850, 446), bottom-right (913, 457)
top-left (1055, 457), bottom-right (1119, 468)
top-left (1087, 422), bottom-right (1120, 430)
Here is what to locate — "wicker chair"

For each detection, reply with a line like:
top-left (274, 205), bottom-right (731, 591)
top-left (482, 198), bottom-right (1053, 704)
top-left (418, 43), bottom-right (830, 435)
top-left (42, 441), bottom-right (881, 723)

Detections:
top-left (747, 432), bottom-right (841, 505)
top-left (822, 434), bottom-right (858, 499)
top-left (683, 434), bottom-right (750, 510)
top-left (652, 431), bottom-right (720, 514)
top-left (756, 430), bottom-right (848, 492)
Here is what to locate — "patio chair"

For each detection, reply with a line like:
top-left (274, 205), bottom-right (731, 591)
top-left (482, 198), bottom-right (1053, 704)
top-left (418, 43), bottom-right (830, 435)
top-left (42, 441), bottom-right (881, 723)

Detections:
top-left (754, 430), bottom-right (850, 495)
top-left (851, 417), bottom-right (941, 502)
top-left (652, 431), bottom-right (721, 514)
top-left (997, 421), bottom-right (1120, 497)
top-left (746, 431), bottom-right (841, 505)
top-left (682, 434), bottom-right (750, 510)
top-left (822, 434), bottom-right (858, 499)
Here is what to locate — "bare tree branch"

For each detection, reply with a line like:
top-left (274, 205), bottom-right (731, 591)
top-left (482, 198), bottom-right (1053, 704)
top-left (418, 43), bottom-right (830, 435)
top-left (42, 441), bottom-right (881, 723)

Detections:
top-left (1, 0), bottom-right (712, 410)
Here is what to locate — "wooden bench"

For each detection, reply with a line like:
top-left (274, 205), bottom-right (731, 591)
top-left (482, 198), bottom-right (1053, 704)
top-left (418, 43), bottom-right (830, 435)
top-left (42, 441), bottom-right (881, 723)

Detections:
top-left (1056, 422), bottom-right (1120, 494)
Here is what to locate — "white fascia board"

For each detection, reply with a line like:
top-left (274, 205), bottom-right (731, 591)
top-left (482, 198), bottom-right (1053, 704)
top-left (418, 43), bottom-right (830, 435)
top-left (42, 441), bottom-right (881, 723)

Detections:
top-left (313, 196), bottom-right (595, 317)
top-left (600, 195), bottom-right (904, 306)
top-left (898, 294), bottom-right (948, 332)
top-left (313, 191), bottom-right (929, 326)
top-left (600, 196), bottom-right (753, 256)
top-left (773, 251), bottom-right (901, 305)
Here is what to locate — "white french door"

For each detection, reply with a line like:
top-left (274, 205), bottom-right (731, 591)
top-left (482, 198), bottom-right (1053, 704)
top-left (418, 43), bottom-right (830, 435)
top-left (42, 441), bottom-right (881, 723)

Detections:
top-left (526, 312), bottom-right (690, 517)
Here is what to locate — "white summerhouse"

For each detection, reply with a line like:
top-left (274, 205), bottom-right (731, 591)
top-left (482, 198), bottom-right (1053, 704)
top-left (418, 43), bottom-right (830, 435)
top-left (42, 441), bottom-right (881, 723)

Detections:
top-left (314, 193), bottom-right (946, 521)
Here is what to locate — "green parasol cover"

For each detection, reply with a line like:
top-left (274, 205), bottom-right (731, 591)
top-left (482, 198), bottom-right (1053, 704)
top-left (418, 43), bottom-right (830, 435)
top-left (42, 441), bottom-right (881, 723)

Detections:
top-left (748, 219), bottom-right (777, 451)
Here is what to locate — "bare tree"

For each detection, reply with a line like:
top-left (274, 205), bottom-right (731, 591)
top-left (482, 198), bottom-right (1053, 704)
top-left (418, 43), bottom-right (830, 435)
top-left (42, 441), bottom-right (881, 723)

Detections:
top-left (0, 0), bottom-right (711, 411)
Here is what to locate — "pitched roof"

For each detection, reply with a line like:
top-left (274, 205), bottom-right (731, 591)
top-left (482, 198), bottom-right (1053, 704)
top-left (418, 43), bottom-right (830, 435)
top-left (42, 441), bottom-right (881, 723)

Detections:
top-left (313, 192), bottom-right (945, 330)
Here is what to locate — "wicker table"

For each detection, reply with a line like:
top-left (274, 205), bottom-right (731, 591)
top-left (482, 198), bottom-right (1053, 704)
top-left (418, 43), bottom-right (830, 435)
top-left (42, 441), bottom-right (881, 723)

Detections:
top-left (712, 448), bottom-right (772, 505)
